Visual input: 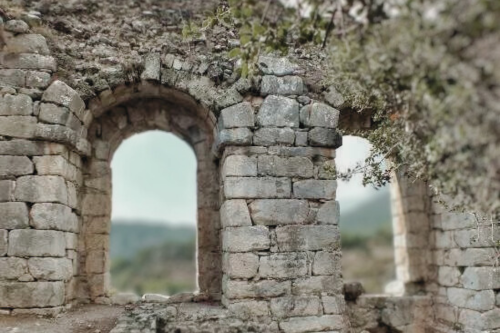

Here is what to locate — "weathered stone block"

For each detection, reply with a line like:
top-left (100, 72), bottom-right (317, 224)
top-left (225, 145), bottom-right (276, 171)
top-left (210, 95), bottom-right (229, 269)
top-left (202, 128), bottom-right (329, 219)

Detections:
top-left (276, 225), bottom-right (340, 251)
top-left (447, 287), bottom-right (495, 311)
top-left (461, 267), bottom-right (500, 290)
top-left (0, 69), bottom-right (26, 87)
top-left (309, 127), bottom-right (342, 148)
top-left (0, 230), bottom-right (7, 256)
top-left (0, 281), bottom-right (65, 308)
top-left (222, 226), bottom-right (270, 252)
top-left (313, 251), bottom-right (341, 275)
top-left (0, 94), bottom-right (33, 116)
top-left (260, 253), bottom-right (308, 278)
top-left (219, 102), bottom-right (255, 128)
top-left (141, 53), bottom-right (161, 81)
top-left (324, 85), bottom-right (345, 109)
top-left (223, 253), bottom-right (259, 279)
top-left (81, 193), bottom-right (111, 216)
top-left (292, 276), bottom-right (343, 295)
top-left (0, 180), bottom-right (14, 202)
top-left (438, 266), bottom-right (461, 287)
top-left (39, 103), bottom-right (70, 125)
top-left (15, 176), bottom-right (68, 204)
top-left (0, 156), bottom-right (33, 177)
top-left (8, 229), bottom-right (66, 257)
top-left (217, 128), bottom-right (253, 147)
top-left (224, 279), bottom-right (291, 299)
top-left (257, 95), bottom-right (300, 127)
top-left (0, 53), bottom-right (57, 71)
top-left (322, 295), bottom-right (346, 314)
top-left (0, 202), bottom-right (29, 229)
top-left (279, 315), bottom-right (344, 333)
top-left (0, 258), bottom-right (28, 280)
top-left (228, 300), bottom-right (270, 318)
top-left (270, 296), bottom-right (321, 318)
top-left (224, 177), bottom-right (291, 199)
top-left (28, 258), bottom-right (73, 281)
top-left (258, 156), bottom-right (313, 178)
top-left (482, 308), bottom-right (500, 330)
top-left (300, 103), bottom-right (340, 128)
top-left (222, 155), bottom-right (257, 177)
top-left (293, 180), bottom-right (337, 200)
top-left (254, 128), bottom-right (295, 146)
top-left (30, 203), bottom-right (78, 232)
top-left (26, 71), bottom-right (51, 89)
top-left (220, 200), bottom-right (252, 228)
top-left (5, 20), bottom-right (29, 33)
top-left (261, 76), bottom-right (304, 96)
top-left (316, 201), bottom-right (340, 225)
top-left (295, 131), bottom-right (308, 146)
top-left (0, 116), bottom-right (37, 138)
top-left (249, 199), bottom-right (309, 226)
top-left (258, 56), bottom-right (299, 76)
top-left (5, 34), bottom-right (50, 55)
top-left (42, 80), bottom-right (85, 118)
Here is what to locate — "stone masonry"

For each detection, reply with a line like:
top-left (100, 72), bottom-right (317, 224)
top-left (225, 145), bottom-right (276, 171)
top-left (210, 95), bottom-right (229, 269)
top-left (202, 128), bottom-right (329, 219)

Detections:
top-left (0, 3), bottom-right (499, 333)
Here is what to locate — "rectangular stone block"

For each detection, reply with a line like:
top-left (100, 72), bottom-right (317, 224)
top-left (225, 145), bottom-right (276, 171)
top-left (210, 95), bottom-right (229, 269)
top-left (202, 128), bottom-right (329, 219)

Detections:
top-left (276, 225), bottom-right (340, 251)
top-left (227, 300), bottom-right (270, 319)
top-left (270, 296), bottom-right (321, 318)
top-left (0, 155), bottom-right (34, 177)
top-left (26, 71), bottom-right (51, 88)
top-left (438, 266), bottom-right (461, 287)
top-left (300, 103), bottom-right (340, 128)
top-left (293, 180), bottom-right (337, 200)
top-left (30, 203), bottom-right (78, 232)
top-left (258, 156), bottom-right (313, 178)
top-left (28, 258), bottom-right (73, 281)
top-left (0, 257), bottom-right (28, 280)
top-left (0, 180), bottom-right (15, 202)
top-left (279, 315), bottom-right (344, 333)
top-left (0, 281), bottom-right (65, 308)
top-left (254, 128), bottom-right (295, 146)
top-left (219, 102), bottom-right (255, 128)
top-left (308, 127), bottom-right (342, 148)
top-left (81, 193), bottom-right (111, 216)
top-left (316, 201), bottom-right (340, 225)
top-left (223, 253), bottom-right (259, 279)
top-left (0, 94), bottom-right (33, 116)
top-left (0, 140), bottom-right (67, 156)
top-left (292, 276), bottom-right (343, 295)
top-left (222, 226), bottom-right (270, 252)
top-left (257, 95), bottom-right (300, 127)
top-left (216, 128), bottom-right (253, 148)
top-left (14, 176), bottom-right (68, 204)
top-left (461, 267), bottom-right (500, 290)
top-left (224, 177), bottom-right (291, 199)
top-left (0, 116), bottom-right (37, 138)
top-left (447, 287), bottom-right (495, 311)
top-left (8, 229), bottom-right (66, 257)
top-left (312, 251), bottom-right (341, 275)
top-left (0, 202), bottom-right (29, 229)
top-left (0, 229), bottom-right (7, 256)
top-left (224, 279), bottom-right (291, 299)
top-left (222, 155), bottom-right (257, 177)
top-left (260, 253), bottom-right (308, 278)
top-left (220, 200), bottom-right (252, 228)
top-left (260, 76), bottom-right (304, 96)
top-left (322, 295), bottom-right (346, 314)
top-left (0, 69), bottom-right (26, 87)
top-left (249, 199), bottom-right (309, 226)
top-left (38, 103), bottom-right (70, 125)
top-left (33, 155), bottom-right (78, 181)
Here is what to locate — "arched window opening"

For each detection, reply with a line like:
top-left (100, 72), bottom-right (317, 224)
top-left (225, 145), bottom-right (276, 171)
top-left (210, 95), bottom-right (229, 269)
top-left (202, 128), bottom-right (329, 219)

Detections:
top-left (110, 130), bottom-right (197, 298)
top-left (337, 136), bottom-right (396, 294)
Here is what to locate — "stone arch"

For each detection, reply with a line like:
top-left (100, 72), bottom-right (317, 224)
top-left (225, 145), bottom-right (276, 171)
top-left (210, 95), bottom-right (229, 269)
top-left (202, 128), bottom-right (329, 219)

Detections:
top-left (76, 82), bottom-right (221, 303)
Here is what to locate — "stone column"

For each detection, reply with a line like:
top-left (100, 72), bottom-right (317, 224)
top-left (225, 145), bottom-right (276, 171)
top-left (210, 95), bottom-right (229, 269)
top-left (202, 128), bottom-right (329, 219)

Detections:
top-left (215, 66), bottom-right (347, 332)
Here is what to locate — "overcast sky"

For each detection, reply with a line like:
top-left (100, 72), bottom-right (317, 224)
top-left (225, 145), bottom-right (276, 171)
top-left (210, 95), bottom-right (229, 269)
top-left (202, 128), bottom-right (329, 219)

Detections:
top-left (111, 132), bottom-right (384, 225)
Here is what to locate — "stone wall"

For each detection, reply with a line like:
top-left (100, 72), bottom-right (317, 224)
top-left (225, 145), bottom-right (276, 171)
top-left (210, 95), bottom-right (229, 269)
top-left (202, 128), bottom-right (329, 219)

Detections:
top-left (0, 5), bottom-right (499, 333)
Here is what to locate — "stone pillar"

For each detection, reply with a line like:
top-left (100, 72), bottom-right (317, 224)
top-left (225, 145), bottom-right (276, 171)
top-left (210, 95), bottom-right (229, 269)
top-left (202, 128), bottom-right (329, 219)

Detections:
top-left (215, 65), bottom-right (347, 331)
top-left (0, 18), bottom-right (88, 314)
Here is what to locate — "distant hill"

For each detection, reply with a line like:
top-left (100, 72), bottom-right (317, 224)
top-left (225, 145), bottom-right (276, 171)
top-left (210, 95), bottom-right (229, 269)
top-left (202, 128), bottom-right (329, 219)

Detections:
top-left (110, 221), bottom-right (196, 260)
top-left (339, 187), bottom-right (392, 235)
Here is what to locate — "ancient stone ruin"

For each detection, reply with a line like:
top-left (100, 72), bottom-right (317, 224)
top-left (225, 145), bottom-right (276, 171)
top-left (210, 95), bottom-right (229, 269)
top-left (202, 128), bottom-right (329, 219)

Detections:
top-left (0, 2), bottom-right (499, 332)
